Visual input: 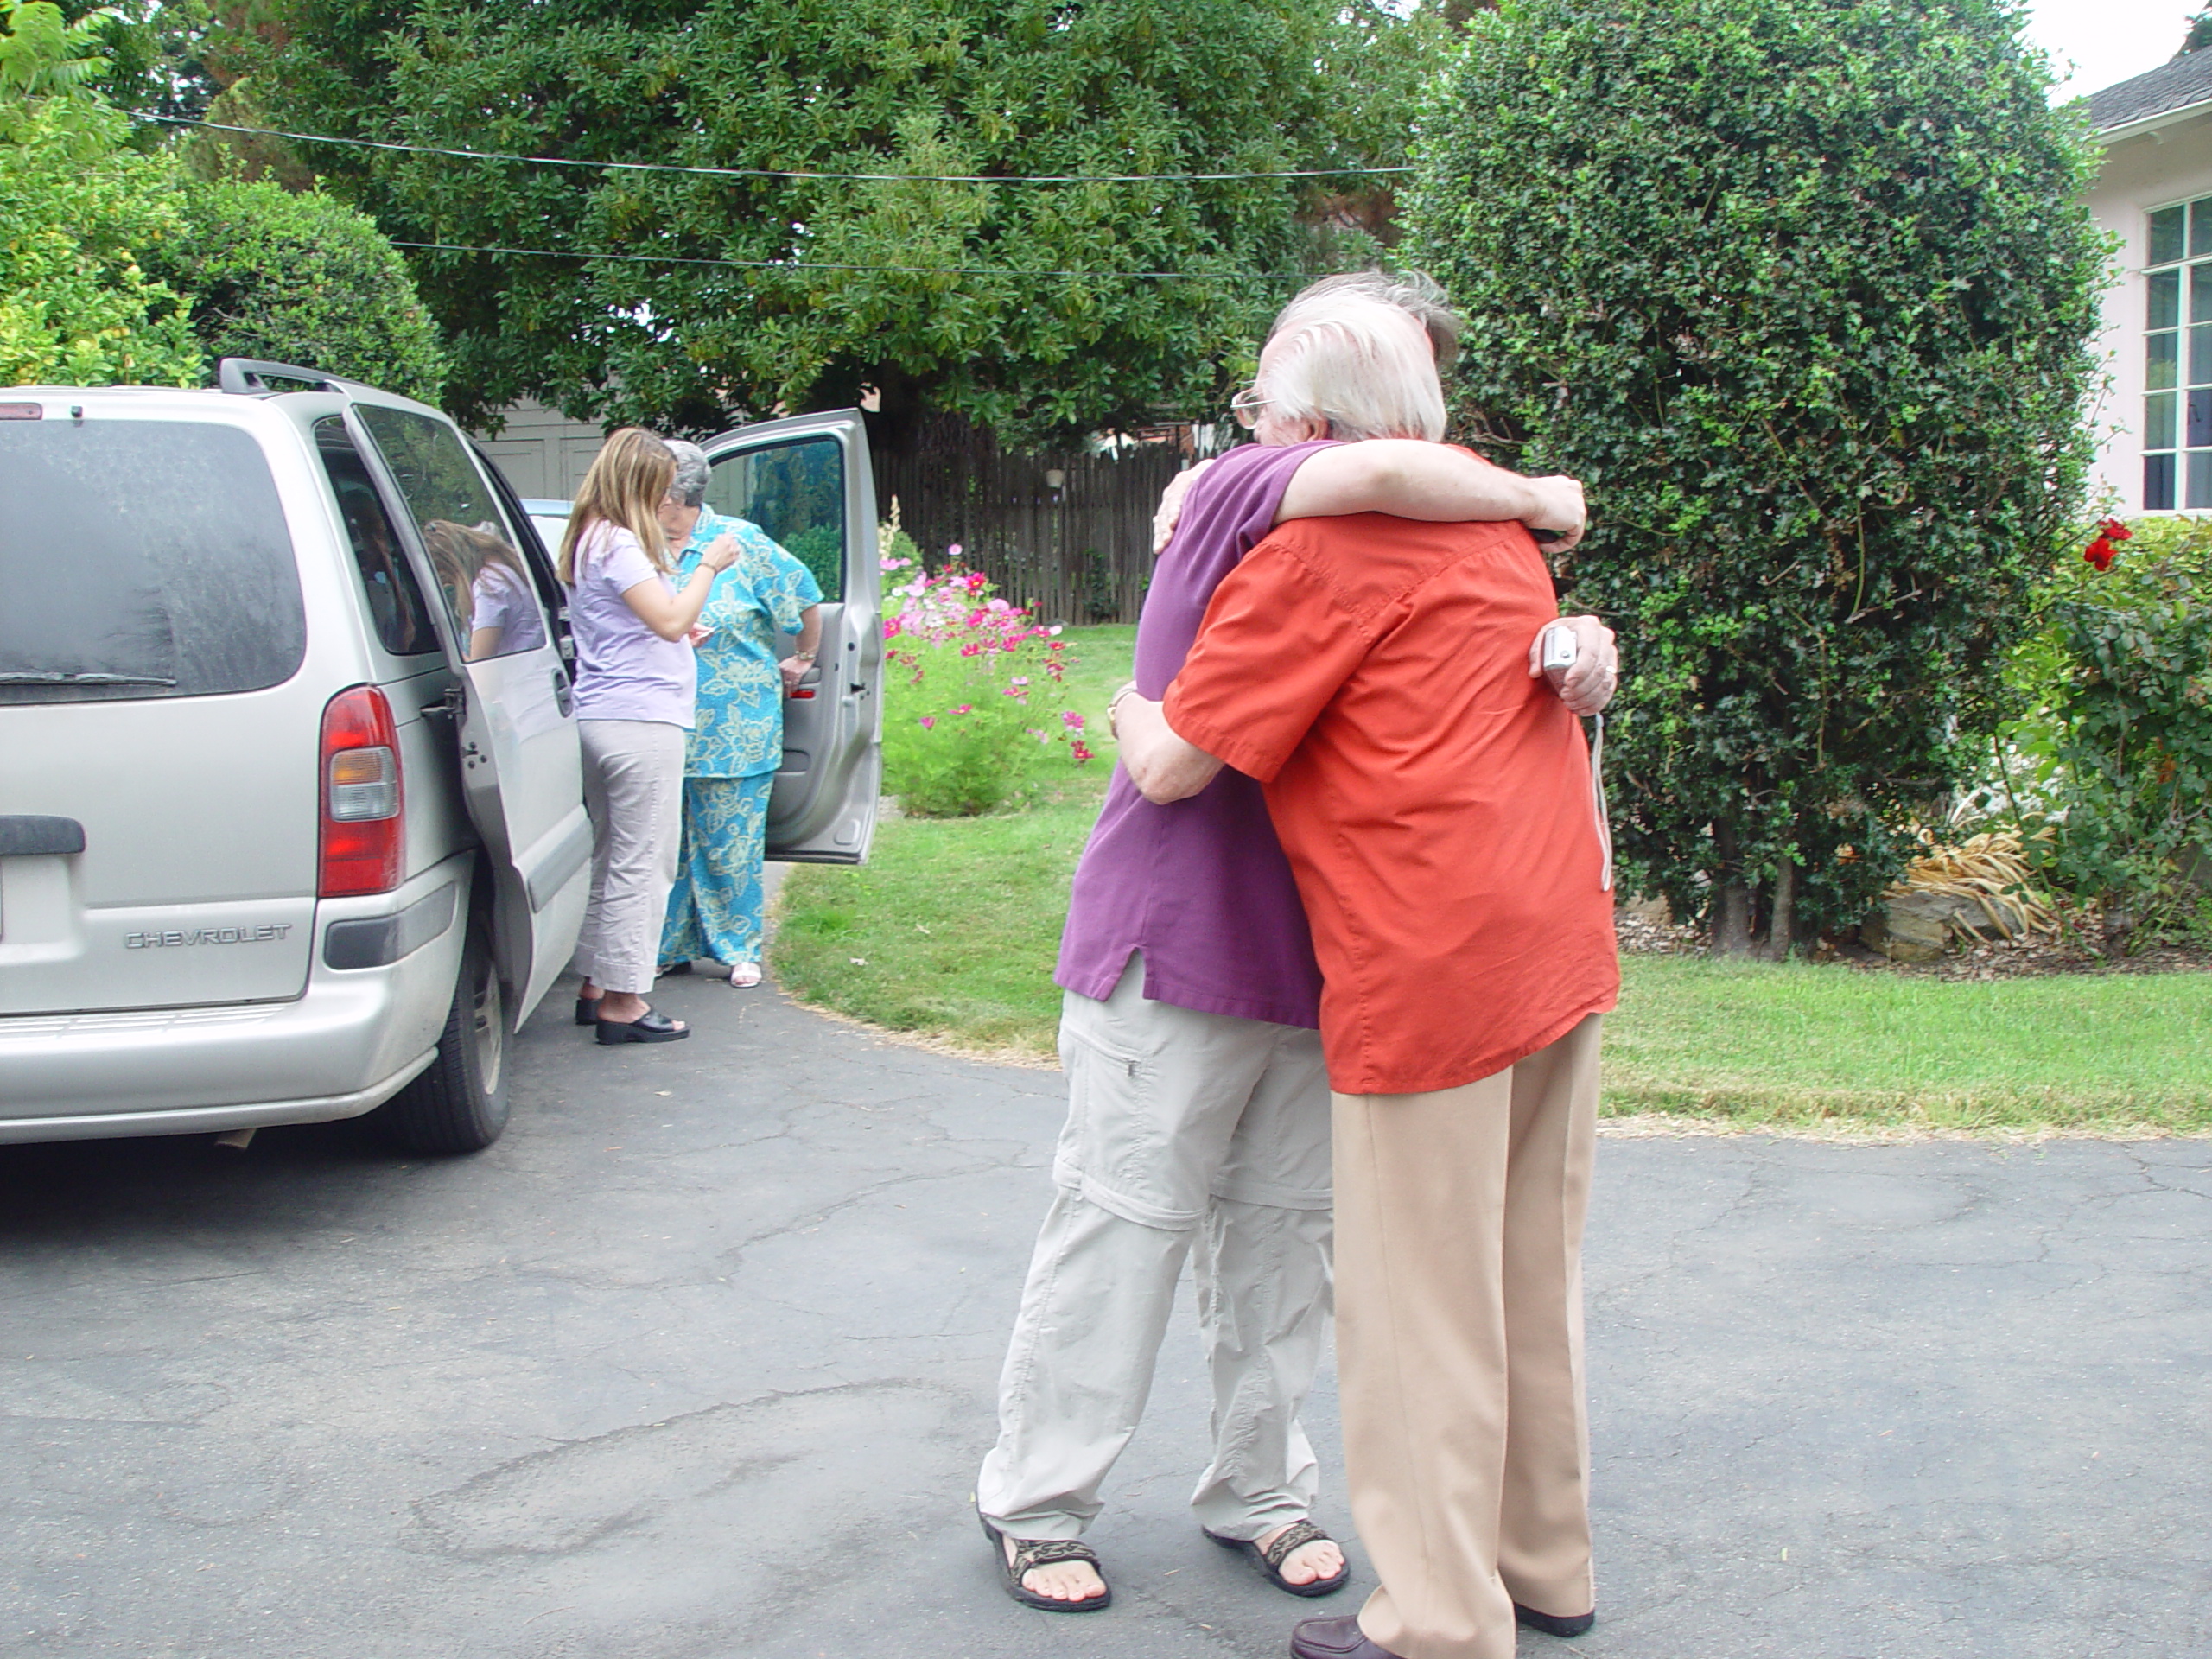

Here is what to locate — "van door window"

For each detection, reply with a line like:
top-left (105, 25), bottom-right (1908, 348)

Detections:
top-left (0, 420), bottom-right (305, 704)
top-left (705, 438), bottom-right (844, 602)
top-left (353, 406), bottom-right (550, 662)
top-left (315, 418), bottom-right (439, 657)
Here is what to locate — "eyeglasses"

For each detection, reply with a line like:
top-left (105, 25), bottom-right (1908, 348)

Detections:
top-left (1229, 387), bottom-right (1269, 429)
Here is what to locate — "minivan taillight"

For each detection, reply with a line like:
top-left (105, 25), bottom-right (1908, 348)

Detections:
top-left (319, 684), bottom-right (404, 897)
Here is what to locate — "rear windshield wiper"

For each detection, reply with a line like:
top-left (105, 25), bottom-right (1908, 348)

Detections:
top-left (0, 671), bottom-right (178, 686)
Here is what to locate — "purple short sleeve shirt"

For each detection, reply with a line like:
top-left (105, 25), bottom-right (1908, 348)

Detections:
top-left (566, 522), bottom-right (698, 728)
top-left (1055, 439), bottom-right (1337, 1028)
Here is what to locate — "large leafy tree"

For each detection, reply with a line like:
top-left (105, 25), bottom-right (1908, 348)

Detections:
top-left (1, 3), bottom-right (204, 386)
top-left (237, 0), bottom-right (1408, 437)
top-left (1408, 0), bottom-right (2107, 955)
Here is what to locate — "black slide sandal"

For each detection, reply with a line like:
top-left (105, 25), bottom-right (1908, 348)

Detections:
top-left (979, 1516), bottom-right (1111, 1612)
top-left (595, 1008), bottom-right (690, 1046)
top-left (574, 995), bottom-right (600, 1027)
top-left (1205, 1519), bottom-right (1350, 1598)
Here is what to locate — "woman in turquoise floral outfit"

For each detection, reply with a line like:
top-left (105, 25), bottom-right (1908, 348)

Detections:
top-left (655, 442), bottom-right (823, 988)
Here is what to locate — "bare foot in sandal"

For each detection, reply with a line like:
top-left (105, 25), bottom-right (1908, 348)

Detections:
top-left (1258, 1522), bottom-right (1344, 1586)
top-left (724, 960), bottom-right (763, 988)
top-left (1004, 1534), bottom-right (1106, 1603)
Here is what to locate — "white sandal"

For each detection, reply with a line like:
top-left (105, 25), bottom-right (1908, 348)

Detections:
top-left (725, 961), bottom-right (763, 988)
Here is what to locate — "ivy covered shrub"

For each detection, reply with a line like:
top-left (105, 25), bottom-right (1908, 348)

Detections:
top-left (140, 177), bottom-right (448, 402)
top-left (1406, 0), bottom-right (2109, 955)
top-left (2008, 518), bottom-right (2212, 946)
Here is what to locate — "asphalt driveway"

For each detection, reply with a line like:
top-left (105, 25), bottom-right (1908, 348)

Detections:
top-left (2, 976), bottom-right (2206, 1657)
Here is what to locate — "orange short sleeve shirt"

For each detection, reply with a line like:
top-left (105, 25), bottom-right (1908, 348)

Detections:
top-left (1163, 512), bottom-right (1618, 1096)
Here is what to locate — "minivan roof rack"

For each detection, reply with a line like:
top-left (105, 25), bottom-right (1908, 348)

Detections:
top-left (217, 359), bottom-right (356, 396)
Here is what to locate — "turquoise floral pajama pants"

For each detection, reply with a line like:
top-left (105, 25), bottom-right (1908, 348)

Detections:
top-left (658, 772), bottom-right (775, 969)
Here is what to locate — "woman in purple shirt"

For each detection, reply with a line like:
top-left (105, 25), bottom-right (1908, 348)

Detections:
top-left (561, 429), bottom-right (736, 1045)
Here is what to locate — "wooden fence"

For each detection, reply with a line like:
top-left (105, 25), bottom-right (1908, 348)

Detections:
top-left (871, 418), bottom-right (1196, 626)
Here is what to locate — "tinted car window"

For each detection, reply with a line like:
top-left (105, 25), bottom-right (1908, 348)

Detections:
top-left (355, 405), bottom-right (549, 661)
top-left (316, 419), bottom-right (439, 656)
top-left (0, 420), bottom-right (306, 704)
top-left (706, 437), bottom-right (844, 602)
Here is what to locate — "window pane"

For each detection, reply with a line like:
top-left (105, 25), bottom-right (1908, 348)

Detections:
top-left (316, 418), bottom-right (437, 656)
top-left (2147, 391), bottom-right (2178, 449)
top-left (2152, 268), bottom-right (2183, 328)
top-left (2189, 450), bottom-right (2212, 509)
top-left (2191, 199), bottom-right (2212, 258)
top-left (354, 405), bottom-right (549, 661)
top-left (2190, 388), bottom-right (2212, 448)
top-left (2149, 330), bottom-right (2180, 389)
top-left (2193, 265), bottom-right (2212, 323)
top-left (0, 421), bottom-right (304, 705)
top-left (2152, 206), bottom-right (2187, 266)
top-left (2146, 453), bottom-right (2176, 510)
top-left (705, 437), bottom-right (845, 604)
top-left (2190, 325), bottom-right (2212, 386)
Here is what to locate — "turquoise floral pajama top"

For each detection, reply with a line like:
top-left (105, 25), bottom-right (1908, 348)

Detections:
top-left (679, 512), bottom-right (823, 779)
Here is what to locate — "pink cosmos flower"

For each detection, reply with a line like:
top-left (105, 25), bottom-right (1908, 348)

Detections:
top-left (918, 715), bottom-right (936, 729)
top-left (1062, 711), bottom-right (1084, 730)
top-left (953, 703), bottom-right (973, 715)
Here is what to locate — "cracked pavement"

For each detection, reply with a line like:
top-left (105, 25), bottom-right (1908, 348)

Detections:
top-left (3, 977), bottom-right (2208, 1657)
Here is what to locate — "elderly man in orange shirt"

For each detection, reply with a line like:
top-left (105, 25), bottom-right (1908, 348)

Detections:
top-left (1113, 289), bottom-right (1621, 1659)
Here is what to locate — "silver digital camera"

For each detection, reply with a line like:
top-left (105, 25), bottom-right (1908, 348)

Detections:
top-left (1541, 621), bottom-right (1579, 680)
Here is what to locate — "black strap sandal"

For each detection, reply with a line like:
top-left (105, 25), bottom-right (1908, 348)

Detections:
top-left (1205, 1518), bottom-right (1351, 1598)
top-left (979, 1516), bottom-right (1111, 1612)
top-left (574, 995), bottom-right (600, 1027)
top-left (595, 1008), bottom-right (690, 1046)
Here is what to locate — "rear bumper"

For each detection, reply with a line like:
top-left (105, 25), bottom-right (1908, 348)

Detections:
top-left (0, 1051), bottom-right (439, 1144)
top-left (0, 859), bottom-right (467, 1142)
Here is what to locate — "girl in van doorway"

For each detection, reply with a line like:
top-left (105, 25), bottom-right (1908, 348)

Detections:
top-left (561, 428), bottom-right (737, 1044)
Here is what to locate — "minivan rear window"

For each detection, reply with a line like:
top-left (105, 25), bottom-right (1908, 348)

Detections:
top-left (0, 420), bottom-right (306, 704)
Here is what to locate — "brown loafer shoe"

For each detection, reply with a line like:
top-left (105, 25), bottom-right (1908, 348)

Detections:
top-left (1289, 1614), bottom-right (1403, 1659)
top-left (1516, 1602), bottom-right (1597, 1638)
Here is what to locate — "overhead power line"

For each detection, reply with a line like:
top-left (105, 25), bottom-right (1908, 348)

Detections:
top-left (388, 238), bottom-right (1314, 282)
top-left (140, 112), bottom-right (1414, 185)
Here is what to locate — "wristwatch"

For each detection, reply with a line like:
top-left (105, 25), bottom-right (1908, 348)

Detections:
top-left (1107, 680), bottom-right (1139, 738)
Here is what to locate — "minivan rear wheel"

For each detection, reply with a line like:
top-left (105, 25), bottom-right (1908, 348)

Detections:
top-left (377, 918), bottom-right (509, 1154)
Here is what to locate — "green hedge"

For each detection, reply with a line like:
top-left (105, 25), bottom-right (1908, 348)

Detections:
top-left (1406, 0), bottom-right (2109, 956)
top-left (142, 177), bottom-right (447, 402)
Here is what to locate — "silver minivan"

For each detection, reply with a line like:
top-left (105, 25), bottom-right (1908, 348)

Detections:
top-left (0, 362), bottom-right (881, 1151)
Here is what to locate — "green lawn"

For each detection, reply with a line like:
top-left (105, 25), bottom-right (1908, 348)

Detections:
top-left (1605, 957), bottom-right (2212, 1133)
top-left (775, 625), bottom-right (2212, 1133)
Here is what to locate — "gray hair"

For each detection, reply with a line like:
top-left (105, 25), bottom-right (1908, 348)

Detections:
top-left (1270, 269), bottom-right (1462, 371)
top-left (664, 439), bottom-right (712, 509)
top-left (1259, 291), bottom-right (1448, 442)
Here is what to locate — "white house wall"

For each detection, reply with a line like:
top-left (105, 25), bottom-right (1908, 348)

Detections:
top-left (2088, 107), bottom-right (2212, 512)
top-left (468, 398), bottom-right (609, 502)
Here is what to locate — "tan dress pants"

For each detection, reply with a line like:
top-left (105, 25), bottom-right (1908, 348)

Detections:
top-left (1332, 1014), bottom-right (1603, 1659)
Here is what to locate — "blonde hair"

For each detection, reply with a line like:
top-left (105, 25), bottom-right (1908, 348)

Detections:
top-left (423, 520), bottom-right (524, 626)
top-left (1260, 290), bottom-right (1449, 442)
top-left (558, 428), bottom-right (676, 584)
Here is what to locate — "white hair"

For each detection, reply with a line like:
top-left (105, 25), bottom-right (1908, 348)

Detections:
top-left (665, 439), bottom-right (712, 508)
top-left (1259, 292), bottom-right (1448, 442)
top-left (1272, 269), bottom-right (1461, 369)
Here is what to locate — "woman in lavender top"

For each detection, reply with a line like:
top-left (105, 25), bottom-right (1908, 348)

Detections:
top-left (561, 428), bottom-right (737, 1046)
